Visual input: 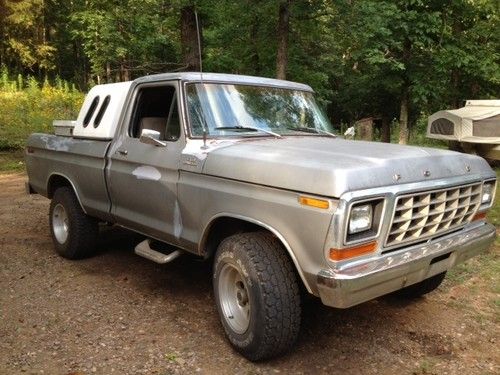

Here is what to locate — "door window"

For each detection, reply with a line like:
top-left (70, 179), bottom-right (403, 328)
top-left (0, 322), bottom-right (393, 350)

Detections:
top-left (130, 85), bottom-right (180, 141)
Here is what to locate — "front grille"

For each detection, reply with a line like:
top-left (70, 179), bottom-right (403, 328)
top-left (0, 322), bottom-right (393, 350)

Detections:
top-left (385, 183), bottom-right (482, 248)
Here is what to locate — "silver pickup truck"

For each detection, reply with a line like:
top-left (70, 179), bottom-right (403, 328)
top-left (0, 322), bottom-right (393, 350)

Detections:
top-left (25, 73), bottom-right (496, 361)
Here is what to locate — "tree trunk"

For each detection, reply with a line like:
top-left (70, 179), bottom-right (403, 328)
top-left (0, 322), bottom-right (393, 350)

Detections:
top-left (399, 38), bottom-right (411, 145)
top-left (398, 86), bottom-right (409, 145)
top-left (250, 19), bottom-right (260, 75)
top-left (276, 1), bottom-right (291, 80)
top-left (123, 61), bottom-right (130, 81)
top-left (451, 69), bottom-right (460, 108)
top-left (106, 61), bottom-right (111, 83)
top-left (381, 116), bottom-right (390, 143)
top-left (180, 5), bottom-right (201, 71)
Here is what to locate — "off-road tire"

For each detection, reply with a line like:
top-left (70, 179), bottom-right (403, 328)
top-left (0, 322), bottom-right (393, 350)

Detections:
top-left (213, 232), bottom-right (301, 361)
top-left (49, 186), bottom-right (98, 259)
top-left (394, 272), bottom-right (447, 299)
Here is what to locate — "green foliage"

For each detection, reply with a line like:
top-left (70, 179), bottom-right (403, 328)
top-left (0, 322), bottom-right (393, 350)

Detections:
top-left (70, 0), bottom-right (181, 82)
top-left (0, 68), bottom-right (83, 150)
top-left (1, 0), bottom-right (57, 72)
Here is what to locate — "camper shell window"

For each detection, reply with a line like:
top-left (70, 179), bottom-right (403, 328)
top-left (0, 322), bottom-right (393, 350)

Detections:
top-left (93, 95), bottom-right (111, 128)
top-left (83, 96), bottom-right (100, 128)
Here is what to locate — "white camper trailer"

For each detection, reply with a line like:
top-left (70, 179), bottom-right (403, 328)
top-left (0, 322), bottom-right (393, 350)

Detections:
top-left (427, 100), bottom-right (500, 161)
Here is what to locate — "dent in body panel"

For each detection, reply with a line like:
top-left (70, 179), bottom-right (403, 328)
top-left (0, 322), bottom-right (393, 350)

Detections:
top-left (173, 200), bottom-right (183, 238)
top-left (132, 165), bottom-right (161, 180)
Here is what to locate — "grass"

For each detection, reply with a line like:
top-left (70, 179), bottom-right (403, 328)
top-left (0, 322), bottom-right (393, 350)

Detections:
top-left (413, 358), bottom-right (438, 375)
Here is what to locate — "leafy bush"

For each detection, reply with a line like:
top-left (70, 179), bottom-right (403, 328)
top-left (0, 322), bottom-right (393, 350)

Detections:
top-left (0, 68), bottom-right (84, 150)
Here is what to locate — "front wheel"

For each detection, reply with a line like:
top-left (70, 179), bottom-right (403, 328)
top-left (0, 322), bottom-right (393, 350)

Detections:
top-left (213, 232), bottom-right (301, 361)
top-left (49, 186), bottom-right (98, 259)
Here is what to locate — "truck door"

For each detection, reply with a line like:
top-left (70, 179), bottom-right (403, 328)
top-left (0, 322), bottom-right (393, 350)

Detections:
top-left (107, 81), bottom-right (185, 244)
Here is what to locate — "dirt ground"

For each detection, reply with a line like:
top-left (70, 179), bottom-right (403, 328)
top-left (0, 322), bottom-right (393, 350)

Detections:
top-left (1, 172), bottom-right (499, 375)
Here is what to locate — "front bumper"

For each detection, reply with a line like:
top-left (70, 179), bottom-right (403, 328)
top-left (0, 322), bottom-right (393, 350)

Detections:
top-left (317, 223), bottom-right (496, 308)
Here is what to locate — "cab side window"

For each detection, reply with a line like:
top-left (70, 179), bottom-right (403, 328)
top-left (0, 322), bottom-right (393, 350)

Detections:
top-left (131, 85), bottom-right (181, 141)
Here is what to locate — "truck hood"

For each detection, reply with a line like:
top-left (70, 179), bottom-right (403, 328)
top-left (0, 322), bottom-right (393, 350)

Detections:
top-left (202, 137), bottom-right (492, 197)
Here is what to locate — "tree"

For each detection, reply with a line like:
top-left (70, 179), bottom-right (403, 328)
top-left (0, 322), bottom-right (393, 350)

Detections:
top-left (276, 0), bottom-right (290, 79)
top-left (72, 0), bottom-right (179, 83)
top-left (1, 0), bottom-right (57, 77)
top-left (180, 4), bottom-right (201, 71)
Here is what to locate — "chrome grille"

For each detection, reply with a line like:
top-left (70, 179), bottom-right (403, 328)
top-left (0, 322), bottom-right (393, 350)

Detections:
top-left (385, 183), bottom-right (482, 247)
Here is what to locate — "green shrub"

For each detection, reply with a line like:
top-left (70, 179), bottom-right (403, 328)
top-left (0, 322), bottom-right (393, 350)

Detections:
top-left (0, 69), bottom-right (84, 151)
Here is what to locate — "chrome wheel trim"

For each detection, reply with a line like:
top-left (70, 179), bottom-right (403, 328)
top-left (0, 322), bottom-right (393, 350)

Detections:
top-left (52, 203), bottom-right (69, 244)
top-left (218, 263), bottom-right (251, 334)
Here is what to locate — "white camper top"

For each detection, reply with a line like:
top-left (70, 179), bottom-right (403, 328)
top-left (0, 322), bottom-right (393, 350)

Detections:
top-left (72, 81), bottom-right (133, 139)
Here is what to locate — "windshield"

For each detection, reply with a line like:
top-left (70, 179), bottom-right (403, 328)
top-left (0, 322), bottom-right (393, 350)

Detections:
top-left (185, 83), bottom-right (334, 137)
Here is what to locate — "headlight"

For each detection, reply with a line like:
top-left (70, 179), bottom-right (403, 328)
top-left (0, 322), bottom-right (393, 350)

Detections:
top-left (345, 198), bottom-right (385, 244)
top-left (481, 182), bottom-right (494, 205)
top-left (348, 204), bottom-right (373, 234)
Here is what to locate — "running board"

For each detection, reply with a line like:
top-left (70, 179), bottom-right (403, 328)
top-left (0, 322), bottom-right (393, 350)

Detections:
top-left (134, 239), bottom-right (183, 264)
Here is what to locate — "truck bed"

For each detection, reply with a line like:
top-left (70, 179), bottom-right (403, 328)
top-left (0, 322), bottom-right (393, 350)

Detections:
top-left (26, 133), bottom-right (113, 222)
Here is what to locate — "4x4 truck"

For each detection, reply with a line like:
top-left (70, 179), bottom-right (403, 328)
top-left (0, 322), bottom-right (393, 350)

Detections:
top-left (25, 73), bottom-right (497, 361)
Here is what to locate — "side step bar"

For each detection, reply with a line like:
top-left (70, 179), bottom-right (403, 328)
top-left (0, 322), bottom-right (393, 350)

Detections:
top-left (134, 239), bottom-right (183, 264)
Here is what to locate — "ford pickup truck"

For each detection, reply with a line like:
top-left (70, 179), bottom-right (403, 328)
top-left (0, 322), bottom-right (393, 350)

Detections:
top-left (25, 72), bottom-right (497, 361)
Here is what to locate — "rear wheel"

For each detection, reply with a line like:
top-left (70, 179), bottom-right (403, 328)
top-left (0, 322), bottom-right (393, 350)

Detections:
top-left (49, 186), bottom-right (98, 259)
top-left (394, 272), bottom-right (447, 299)
top-left (213, 232), bottom-right (301, 361)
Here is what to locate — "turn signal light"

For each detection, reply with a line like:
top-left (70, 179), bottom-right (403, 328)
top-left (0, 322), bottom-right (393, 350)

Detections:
top-left (329, 242), bottom-right (377, 261)
top-left (298, 196), bottom-right (330, 209)
top-left (472, 212), bottom-right (487, 221)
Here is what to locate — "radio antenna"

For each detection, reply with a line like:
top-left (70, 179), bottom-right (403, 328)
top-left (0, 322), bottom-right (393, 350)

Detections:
top-left (194, 9), bottom-right (208, 149)
top-left (195, 9), bottom-right (203, 75)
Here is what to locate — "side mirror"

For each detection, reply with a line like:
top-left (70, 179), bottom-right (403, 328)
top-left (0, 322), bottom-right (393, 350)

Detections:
top-left (140, 129), bottom-right (166, 147)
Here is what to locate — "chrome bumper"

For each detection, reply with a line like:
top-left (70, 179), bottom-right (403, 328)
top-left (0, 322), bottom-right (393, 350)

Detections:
top-left (317, 223), bottom-right (496, 308)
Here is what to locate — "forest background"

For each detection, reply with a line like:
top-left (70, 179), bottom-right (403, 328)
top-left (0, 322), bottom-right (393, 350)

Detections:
top-left (0, 0), bottom-right (499, 154)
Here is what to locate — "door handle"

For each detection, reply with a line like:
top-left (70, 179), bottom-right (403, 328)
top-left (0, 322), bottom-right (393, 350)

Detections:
top-left (117, 149), bottom-right (128, 156)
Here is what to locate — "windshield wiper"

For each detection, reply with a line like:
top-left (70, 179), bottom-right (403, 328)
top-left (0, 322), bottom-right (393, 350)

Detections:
top-left (215, 126), bottom-right (282, 138)
top-left (285, 126), bottom-right (336, 137)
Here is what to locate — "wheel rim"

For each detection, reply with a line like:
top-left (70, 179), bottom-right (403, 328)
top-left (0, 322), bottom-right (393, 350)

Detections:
top-left (52, 203), bottom-right (69, 244)
top-left (218, 263), bottom-right (251, 334)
